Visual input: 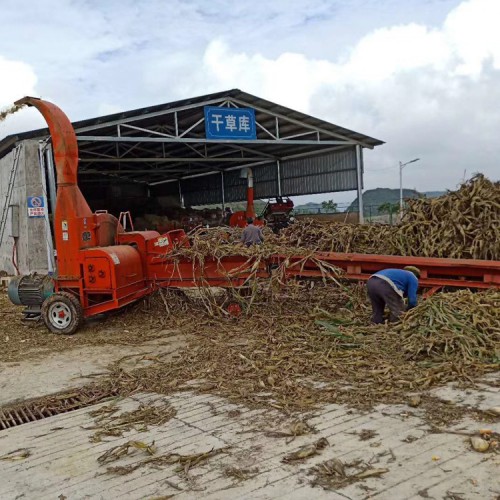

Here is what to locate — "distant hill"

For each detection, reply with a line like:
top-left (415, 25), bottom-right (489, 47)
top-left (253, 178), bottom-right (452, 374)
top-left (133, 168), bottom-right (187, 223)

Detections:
top-left (423, 191), bottom-right (446, 198)
top-left (349, 188), bottom-right (422, 216)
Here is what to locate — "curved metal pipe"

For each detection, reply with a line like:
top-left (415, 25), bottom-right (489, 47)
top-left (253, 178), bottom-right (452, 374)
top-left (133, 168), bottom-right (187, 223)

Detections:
top-left (14, 96), bottom-right (92, 219)
top-left (15, 96), bottom-right (79, 186)
top-left (14, 96), bottom-right (93, 278)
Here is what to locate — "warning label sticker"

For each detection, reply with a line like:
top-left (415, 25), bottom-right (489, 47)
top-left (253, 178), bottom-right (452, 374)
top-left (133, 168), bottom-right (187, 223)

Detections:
top-left (110, 253), bottom-right (120, 265)
top-left (27, 196), bottom-right (46, 218)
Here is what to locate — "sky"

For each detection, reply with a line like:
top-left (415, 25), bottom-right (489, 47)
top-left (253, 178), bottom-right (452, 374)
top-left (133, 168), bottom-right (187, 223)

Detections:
top-left (0, 0), bottom-right (499, 204)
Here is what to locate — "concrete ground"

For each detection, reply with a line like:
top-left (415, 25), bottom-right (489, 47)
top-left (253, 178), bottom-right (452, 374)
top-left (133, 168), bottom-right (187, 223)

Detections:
top-left (0, 335), bottom-right (186, 406)
top-left (0, 341), bottom-right (499, 499)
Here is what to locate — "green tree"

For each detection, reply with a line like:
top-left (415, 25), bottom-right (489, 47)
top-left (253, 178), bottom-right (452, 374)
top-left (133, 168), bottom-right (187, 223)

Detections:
top-left (321, 200), bottom-right (338, 212)
top-left (378, 202), bottom-right (399, 225)
top-left (378, 202), bottom-right (399, 215)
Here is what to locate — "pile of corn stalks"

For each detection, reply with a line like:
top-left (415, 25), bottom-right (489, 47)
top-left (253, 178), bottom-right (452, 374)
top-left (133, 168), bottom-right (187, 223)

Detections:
top-left (397, 289), bottom-right (500, 363)
top-left (281, 174), bottom-right (500, 260)
top-left (27, 175), bottom-right (496, 416)
top-left (164, 226), bottom-right (345, 317)
top-left (399, 174), bottom-right (500, 259)
top-left (280, 219), bottom-right (396, 255)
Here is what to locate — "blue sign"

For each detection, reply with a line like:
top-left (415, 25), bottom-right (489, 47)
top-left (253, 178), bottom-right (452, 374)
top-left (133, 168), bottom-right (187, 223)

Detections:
top-left (204, 106), bottom-right (257, 140)
top-left (27, 196), bottom-right (46, 218)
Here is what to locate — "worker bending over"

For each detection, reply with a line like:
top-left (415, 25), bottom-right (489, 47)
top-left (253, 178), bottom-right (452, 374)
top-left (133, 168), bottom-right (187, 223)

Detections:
top-left (241, 217), bottom-right (264, 247)
top-left (366, 266), bottom-right (420, 324)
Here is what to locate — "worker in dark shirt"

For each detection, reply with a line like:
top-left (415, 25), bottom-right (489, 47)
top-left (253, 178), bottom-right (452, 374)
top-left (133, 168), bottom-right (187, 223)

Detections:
top-left (223, 206), bottom-right (233, 225)
top-left (366, 266), bottom-right (420, 324)
top-left (241, 217), bottom-right (264, 247)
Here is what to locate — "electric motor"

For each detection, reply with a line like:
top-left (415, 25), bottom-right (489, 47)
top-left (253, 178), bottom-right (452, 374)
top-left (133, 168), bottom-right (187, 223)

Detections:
top-left (8, 274), bottom-right (55, 318)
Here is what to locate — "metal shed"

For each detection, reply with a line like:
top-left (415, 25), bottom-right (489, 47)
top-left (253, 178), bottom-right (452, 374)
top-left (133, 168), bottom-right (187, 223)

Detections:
top-left (1, 88), bottom-right (383, 214)
top-left (0, 89), bottom-right (383, 273)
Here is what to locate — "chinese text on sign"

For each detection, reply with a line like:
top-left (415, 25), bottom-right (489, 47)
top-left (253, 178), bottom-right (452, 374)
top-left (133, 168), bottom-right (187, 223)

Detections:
top-left (204, 107), bottom-right (257, 140)
top-left (27, 196), bottom-right (46, 218)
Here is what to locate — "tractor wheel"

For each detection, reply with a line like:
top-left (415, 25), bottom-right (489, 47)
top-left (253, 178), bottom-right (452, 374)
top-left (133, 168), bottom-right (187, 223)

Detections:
top-left (41, 292), bottom-right (83, 335)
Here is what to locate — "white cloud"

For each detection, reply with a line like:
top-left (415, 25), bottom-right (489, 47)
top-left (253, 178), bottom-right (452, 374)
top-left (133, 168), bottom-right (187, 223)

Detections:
top-left (1, 0), bottom-right (498, 198)
top-left (0, 56), bottom-right (37, 105)
top-left (199, 0), bottom-right (500, 193)
top-left (0, 55), bottom-right (45, 137)
top-left (343, 24), bottom-right (449, 82)
top-left (444, 0), bottom-right (500, 75)
top-left (203, 41), bottom-right (338, 111)
top-left (202, 0), bottom-right (500, 104)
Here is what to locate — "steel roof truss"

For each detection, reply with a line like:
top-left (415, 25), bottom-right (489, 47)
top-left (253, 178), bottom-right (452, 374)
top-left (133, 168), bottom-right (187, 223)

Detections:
top-left (76, 136), bottom-right (357, 146)
top-left (74, 96), bottom-right (229, 133)
top-left (228, 97), bottom-right (372, 148)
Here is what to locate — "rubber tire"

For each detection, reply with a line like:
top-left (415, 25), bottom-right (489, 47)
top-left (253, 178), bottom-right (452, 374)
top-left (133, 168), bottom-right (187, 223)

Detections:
top-left (41, 292), bottom-right (83, 335)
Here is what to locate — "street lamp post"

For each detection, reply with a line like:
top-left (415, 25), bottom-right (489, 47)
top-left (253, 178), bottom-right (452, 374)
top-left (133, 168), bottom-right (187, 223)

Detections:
top-left (399, 158), bottom-right (420, 216)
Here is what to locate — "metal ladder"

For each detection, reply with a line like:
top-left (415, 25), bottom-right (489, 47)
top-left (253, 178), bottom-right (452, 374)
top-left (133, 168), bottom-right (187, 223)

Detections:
top-left (0, 144), bottom-right (23, 247)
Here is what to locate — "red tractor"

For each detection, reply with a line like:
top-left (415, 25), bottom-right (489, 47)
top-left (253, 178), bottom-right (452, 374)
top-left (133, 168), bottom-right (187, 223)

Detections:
top-left (260, 197), bottom-right (294, 233)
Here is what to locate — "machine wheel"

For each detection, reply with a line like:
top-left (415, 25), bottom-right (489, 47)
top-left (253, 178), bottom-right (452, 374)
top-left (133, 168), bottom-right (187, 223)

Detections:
top-left (41, 292), bottom-right (83, 335)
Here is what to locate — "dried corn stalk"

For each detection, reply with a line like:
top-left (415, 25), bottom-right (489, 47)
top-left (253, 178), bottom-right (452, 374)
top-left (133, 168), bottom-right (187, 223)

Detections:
top-left (396, 289), bottom-right (500, 363)
top-left (281, 175), bottom-right (500, 260)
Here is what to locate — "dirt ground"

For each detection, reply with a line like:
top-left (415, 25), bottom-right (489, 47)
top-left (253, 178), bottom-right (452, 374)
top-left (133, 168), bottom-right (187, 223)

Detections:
top-left (0, 290), bottom-right (178, 363)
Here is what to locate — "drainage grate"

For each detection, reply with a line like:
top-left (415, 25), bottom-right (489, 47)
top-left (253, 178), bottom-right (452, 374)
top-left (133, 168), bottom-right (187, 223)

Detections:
top-left (0, 387), bottom-right (118, 430)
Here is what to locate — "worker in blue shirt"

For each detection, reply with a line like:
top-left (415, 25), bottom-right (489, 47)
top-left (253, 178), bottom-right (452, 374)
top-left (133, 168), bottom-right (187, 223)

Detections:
top-left (366, 266), bottom-right (420, 324)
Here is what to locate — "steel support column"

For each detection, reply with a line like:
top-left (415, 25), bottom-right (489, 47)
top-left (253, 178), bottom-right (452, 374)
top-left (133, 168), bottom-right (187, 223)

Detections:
top-left (355, 145), bottom-right (364, 224)
top-left (277, 159), bottom-right (282, 196)
top-left (178, 180), bottom-right (183, 207)
top-left (45, 145), bottom-right (57, 218)
top-left (37, 142), bottom-right (55, 273)
top-left (221, 171), bottom-right (225, 210)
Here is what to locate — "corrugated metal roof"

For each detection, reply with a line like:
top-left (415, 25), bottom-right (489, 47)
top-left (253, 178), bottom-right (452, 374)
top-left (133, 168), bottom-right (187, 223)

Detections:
top-left (1, 89), bottom-right (382, 204)
top-left (0, 89), bottom-right (383, 159)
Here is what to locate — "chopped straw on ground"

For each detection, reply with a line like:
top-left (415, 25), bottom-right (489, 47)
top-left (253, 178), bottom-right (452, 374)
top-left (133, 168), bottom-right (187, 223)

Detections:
top-left (1, 174), bottom-right (498, 417)
top-left (90, 285), bottom-right (498, 413)
top-left (88, 400), bottom-right (177, 442)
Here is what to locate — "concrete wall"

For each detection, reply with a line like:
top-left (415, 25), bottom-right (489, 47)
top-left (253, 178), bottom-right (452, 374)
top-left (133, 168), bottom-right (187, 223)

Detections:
top-left (0, 140), bottom-right (49, 275)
